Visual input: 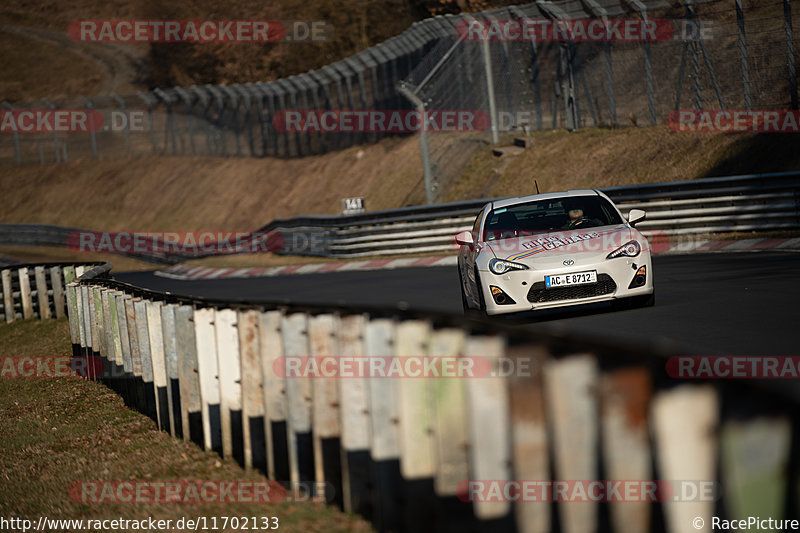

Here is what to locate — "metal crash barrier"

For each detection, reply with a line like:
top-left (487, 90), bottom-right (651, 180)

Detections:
top-left (65, 263), bottom-right (799, 533)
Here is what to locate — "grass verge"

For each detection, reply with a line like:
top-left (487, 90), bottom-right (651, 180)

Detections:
top-left (0, 318), bottom-right (370, 532)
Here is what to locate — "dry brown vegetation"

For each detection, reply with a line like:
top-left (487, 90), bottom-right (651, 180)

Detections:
top-left (1, 126), bottom-right (798, 236)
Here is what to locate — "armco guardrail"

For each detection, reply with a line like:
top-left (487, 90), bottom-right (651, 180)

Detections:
top-left (67, 264), bottom-right (799, 533)
top-left (0, 262), bottom-right (104, 322)
top-left (4, 172), bottom-right (799, 261)
top-left (262, 171), bottom-right (800, 257)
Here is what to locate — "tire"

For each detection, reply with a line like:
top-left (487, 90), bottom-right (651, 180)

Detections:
top-left (458, 269), bottom-right (471, 313)
top-left (474, 267), bottom-right (488, 318)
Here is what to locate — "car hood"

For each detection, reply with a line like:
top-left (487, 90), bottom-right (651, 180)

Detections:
top-left (486, 225), bottom-right (633, 268)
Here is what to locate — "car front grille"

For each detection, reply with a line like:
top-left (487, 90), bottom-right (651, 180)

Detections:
top-left (527, 274), bottom-right (617, 303)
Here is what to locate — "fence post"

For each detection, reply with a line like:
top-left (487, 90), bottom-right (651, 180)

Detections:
top-left (481, 32), bottom-right (500, 143)
top-left (161, 303), bottom-right (180, 438)
top-left (309, 313), bottom-right (342, 505)
top-left (34, 266), bottom-right (51, 319)
top-left (651, 386), bottom-right (718, 533)
top-left (215, 308), bottom-right (243, 463)
top-left (628, 0), bottom-right (657, 123)
top-left (194, 307), bottom-right (222, 454)
top-left (544, 355), bottom-right (600, 533)
top-left (50, 266), bottom-right (64, 318)
top-left (108, 290), bottom-right (125, 391)
top-left (720, 415), bottom-right (792, 519)
top-left (1, 269), bottom-right (13, 322)
top-left (101, 290), bottom-right (114, 382)
top-left (464, 334), bottom-right (511, 521)
top-left (18, 267), bottom-right (34, 319)
top-left (258, 310), bottom-right (289, 482)
top-left (784, 0), bottom-right (798, 109)
top-left (134, 299), bottom-right (157, 422)
top-left (735, 0), bottom-right (752, 110)
top-left (395, 321), bottom-right (436, 484)
top-left (125, 298), bottom-right (145, 413)
top-left (600, 367), bottom-right (653, 533)
top-left (115, 293), bottom-right (134, 407)
top-left (175, 305), bottom-right (202, 445)
top-left (66, 283), bottom-right (79, 353)
top-left (507, 343), bottom-right (551, 533)
top-left (363, 318), bottom-right (401, 530)
top-left (281, 311), bottom-right (314, 497)
top-left (337, 313), bottom-right (373, 518)
top-left (71, 284), bottom-right (83, 358)
top-left (81, 286), bottom-right (93, 376)
top-left (239, 309), bottom-right (265, 472)
top-left (92, 287), bottom-right (104, 379)
top-left (397, 83), bottom-right (435, 204)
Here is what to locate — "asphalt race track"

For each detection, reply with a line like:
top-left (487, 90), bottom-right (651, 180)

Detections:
top-left (115, 252), bottom-right (800, 356)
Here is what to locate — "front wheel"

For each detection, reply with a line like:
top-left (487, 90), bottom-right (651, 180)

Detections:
top-left (458, 268), bottom-right (471, 313)
top-left (473, 267), bottom-right (488, 318)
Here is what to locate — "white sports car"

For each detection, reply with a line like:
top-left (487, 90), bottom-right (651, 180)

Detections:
top-left (456, 190), bottom-right (655, 316)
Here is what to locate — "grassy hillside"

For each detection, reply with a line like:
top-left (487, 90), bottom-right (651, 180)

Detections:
top-left (1, 127), bottom-right (798, 235)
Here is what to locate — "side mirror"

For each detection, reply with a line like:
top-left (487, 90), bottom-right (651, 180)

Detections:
top-left (454, 230), bottom-right (475, 246)
top-left (628, 209), bottom-right (646, 227)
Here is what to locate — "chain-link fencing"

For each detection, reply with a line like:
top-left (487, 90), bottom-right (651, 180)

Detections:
top-left (1, 0), bottom-right (798, 206)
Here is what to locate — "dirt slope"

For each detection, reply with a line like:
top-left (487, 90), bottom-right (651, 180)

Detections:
top-left (2, 127), bottom-right (799, 234)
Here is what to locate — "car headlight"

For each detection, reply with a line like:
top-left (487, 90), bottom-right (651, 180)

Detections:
top-left (489, 258), bottom-right (529, 275)
top-left (607, 240), bottom-right (641, 259)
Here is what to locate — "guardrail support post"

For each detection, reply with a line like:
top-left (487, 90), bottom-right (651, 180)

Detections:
top-left (239, 309), bottom-right (266, 472)
top-left (1, 269), bottom-right (13, 323)
top-left (282, 312), bottom-right (315, 498)
top-left (50, 266), bottom-right (64, 318)
top-left (338, 314), bottom-right (373, 519)
top-left (18, 268), bottom-right (34, 319)
top-left (161, 303), bottom-right (180, 438)
top-left (176, 305), bottom-right (202, 445)
top-left (194, 307), bottom-right (222, 454)
top-left (34, 266), bottom-right (51, 319)
top-left (216, 308), bottom-right (244, 463)
top-left (258, 310), bottom-right (290, 482)
top-left (310, 314), bottom-right (343, 506)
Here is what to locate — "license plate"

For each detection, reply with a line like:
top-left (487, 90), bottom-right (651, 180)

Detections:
top-left (545, 270), bottom-right (598, 288)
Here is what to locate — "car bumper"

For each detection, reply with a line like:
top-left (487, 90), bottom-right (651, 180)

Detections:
top-left (480, 254), bottom-right (654, 315)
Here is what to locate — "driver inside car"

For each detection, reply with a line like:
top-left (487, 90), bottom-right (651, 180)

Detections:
top-left (561, 201), bottom-right (602, 229)
top-left (568, 207), bottom-right (584, 224)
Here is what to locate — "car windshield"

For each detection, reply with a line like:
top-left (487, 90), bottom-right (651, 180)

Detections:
top-left (483, 195), bottom-right (623, 241)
